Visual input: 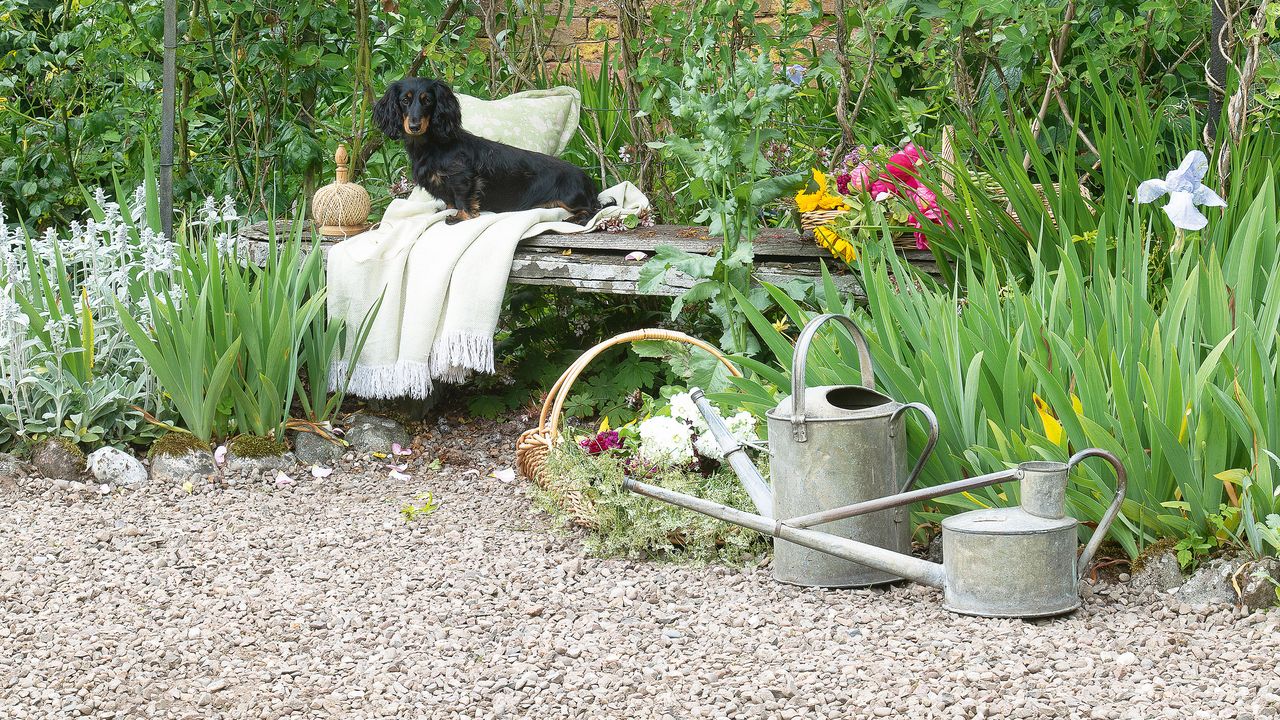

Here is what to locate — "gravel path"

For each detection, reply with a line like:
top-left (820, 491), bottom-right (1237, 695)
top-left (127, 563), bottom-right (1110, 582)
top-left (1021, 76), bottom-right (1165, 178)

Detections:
top-left (2, 416), bottom-right (1278, 719)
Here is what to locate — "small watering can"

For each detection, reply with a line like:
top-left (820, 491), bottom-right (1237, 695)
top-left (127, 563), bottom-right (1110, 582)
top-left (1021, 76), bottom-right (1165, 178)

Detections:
top-left (765, 314), bottom-right (939, 588)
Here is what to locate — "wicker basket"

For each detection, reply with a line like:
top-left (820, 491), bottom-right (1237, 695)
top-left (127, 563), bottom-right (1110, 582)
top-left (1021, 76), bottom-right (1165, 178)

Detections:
top-left (515, 329), bottom-right (743, 529)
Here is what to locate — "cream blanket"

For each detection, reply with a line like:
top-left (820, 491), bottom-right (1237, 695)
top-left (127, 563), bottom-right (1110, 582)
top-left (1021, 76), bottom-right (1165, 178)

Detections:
top-left (328, 183), bottom-right (649, 399)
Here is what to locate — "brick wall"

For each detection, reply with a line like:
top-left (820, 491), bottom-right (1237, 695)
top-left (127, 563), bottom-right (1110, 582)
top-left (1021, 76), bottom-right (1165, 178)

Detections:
top-left (491, 0), bottom-right (839, 75)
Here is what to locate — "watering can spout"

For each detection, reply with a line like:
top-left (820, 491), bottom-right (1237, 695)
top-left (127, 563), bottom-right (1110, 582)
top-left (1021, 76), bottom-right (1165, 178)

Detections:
top-left (690, 388), bottom-right (774, 519)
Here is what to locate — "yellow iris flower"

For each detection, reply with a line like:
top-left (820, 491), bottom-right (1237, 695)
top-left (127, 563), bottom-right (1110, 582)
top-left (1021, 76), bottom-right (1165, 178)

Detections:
top-left (1033, 392), bottom-right (1083, 447)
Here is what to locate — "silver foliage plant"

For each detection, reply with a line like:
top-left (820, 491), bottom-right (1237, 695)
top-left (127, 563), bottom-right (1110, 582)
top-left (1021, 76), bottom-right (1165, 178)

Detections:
top-left (0, 189), bottom-right (237, 451)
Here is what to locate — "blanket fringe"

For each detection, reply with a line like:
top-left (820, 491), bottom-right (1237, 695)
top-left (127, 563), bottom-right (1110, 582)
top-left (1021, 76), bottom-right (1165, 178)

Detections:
top-left (429, 331), bottom-right (495, 377)
top-left (328, 359), bottom-right (434, 400)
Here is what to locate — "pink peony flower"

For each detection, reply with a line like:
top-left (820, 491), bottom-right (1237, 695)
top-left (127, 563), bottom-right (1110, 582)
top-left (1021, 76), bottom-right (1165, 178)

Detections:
top-left (885, 152), bottom-right (921, 189)
top-left (901, 142), bottom-right (927, 165)
top-left (580, 430), bottom-right (622, 455)
top-left (904, 184), bottom-right (951, 251)
top-left (868, 177), bottom-right (897, 200)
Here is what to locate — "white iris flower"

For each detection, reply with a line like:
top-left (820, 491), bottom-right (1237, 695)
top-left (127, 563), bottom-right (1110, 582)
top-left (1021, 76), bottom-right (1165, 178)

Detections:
top-left (1135, 150), bottom-right (1226, 232)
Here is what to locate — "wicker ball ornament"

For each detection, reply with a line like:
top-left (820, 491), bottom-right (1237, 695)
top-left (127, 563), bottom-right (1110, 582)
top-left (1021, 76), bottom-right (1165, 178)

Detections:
top-left (312, 144), bottom-right (371, 237)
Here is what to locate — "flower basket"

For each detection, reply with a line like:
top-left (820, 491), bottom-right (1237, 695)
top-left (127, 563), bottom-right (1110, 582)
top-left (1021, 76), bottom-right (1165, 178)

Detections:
top-left (797, 127), bottom-right (1094, 252)
top-left (515, 329), bottom-right (742, 529)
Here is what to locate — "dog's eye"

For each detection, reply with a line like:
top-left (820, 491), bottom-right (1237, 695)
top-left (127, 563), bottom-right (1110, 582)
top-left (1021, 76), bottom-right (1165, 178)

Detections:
top-left (401, 95), bottom-right (411, 104)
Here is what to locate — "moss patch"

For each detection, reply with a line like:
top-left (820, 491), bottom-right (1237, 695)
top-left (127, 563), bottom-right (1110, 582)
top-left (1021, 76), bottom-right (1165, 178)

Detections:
top-left (228, 434), bottom-right (287, 458)
top-left (537, 440), bottom-right (771, 565)
top-left (148, 433), bottom-right (213, 460)
top-left (1131, 537), bottom-right (1179, 576)
top-left (52, 436), bottom-right (86, 459)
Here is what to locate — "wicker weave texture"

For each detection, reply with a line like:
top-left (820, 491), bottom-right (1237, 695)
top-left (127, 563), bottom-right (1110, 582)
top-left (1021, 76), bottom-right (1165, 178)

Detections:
top-left (516, 329), bottom-right (742, 528)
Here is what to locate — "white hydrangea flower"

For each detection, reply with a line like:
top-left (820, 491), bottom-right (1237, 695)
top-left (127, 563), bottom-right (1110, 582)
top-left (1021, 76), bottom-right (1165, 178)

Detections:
top-left (726, 411), bottom-right (757, 440)
top-left (692, 411), bottom-right (758, 461)
top-left (669, 392), bottom-right (697, 422)
top-left (637, 415), bottom-right (694, 466)
top-left (668, 391), bottom-right (708, 431)
top-left (694, 432), bottom-right (725, 461)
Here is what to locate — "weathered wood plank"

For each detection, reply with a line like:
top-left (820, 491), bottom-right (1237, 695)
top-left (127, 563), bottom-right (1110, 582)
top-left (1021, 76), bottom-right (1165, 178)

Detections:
top-left (238, 220), bottom-right (935, 264)
top-left (508, 249), bottom-right (864, 297)
top-left (236, 219), bottom-right (938, 298)
top-left (519, 225), bottom-right (834, 259)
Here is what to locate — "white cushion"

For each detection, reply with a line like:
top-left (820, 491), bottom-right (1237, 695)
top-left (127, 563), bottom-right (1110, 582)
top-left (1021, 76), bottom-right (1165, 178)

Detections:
top-left (458, 86), bottom-right (581, 157)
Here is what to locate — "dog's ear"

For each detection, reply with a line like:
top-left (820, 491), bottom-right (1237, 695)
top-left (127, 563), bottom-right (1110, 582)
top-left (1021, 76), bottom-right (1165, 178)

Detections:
top-left (373, 82), bottom-right (404, 139)
top-left (428, 81), bottom-right (462, 141)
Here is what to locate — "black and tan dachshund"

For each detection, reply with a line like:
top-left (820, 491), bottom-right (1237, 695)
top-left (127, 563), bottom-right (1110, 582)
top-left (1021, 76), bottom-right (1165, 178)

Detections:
top-left (374, 77), bottom-right (603, 223)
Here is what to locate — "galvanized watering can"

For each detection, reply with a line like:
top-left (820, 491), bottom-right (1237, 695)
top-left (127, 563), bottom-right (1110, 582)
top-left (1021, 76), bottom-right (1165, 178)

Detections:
top-left (766, 314), bottom-right (938, 588)
top-left (623, 317), bottom-right (1128, 619)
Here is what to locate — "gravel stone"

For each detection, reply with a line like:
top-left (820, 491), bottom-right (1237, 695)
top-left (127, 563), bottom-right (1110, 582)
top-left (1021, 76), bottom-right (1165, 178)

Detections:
top-left (1176, 556), bottom-right (1240, 607)
top-left (0, 451), bottom-right (23, 478)
top-left (292, 431), bottom-right (344, 466)
top-left (29, 439), bottom-right (85, 481)
top-left (149, 449), bottom-right (218, 485)
top-left (1132, 547), bottom-right (1184, 595)
top-left (0, 452), bottom-right (24, 493)
top-left (86, 446), bottom-right (148, 486)
top-left (223, 451), bottom-right (292, 474)
top-left (1237, 557), bottom-right (1280, 612)
top-left (345, 413), bottom-right (411, 455)
top-left (1, 415), bottom-right (1276, 719)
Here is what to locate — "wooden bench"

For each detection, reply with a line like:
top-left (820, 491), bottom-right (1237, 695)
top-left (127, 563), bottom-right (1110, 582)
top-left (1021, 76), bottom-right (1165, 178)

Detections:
top-left (236, 222), bottom-right (941, 298)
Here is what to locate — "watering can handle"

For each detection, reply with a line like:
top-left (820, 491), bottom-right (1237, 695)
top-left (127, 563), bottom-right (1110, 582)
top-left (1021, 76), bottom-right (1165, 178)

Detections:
top-left (1068, 448), bottom-right (1128, 582)
top-left (890, 403), bottom-right (939, 493)
top-left (791, 314), bottom-right (875, 442)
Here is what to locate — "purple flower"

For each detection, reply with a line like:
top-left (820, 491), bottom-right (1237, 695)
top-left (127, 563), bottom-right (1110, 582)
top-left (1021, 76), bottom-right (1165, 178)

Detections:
top-left (785, 65), bottom-right (806, 85)
top-left (580, 430), bottom-right (622, 455)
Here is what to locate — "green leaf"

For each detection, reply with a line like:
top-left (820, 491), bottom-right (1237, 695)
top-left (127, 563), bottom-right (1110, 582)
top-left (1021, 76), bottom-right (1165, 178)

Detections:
top-left (749, 172), bottom-right (806, 206)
